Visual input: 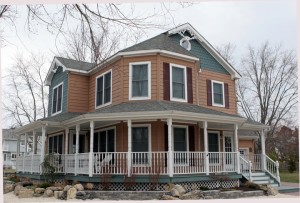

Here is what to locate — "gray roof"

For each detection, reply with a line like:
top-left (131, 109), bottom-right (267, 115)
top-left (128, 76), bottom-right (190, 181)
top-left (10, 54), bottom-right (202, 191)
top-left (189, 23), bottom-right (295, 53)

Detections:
top-left (120, 33), bottom-right (197, 58)
top-left (93, 101), bottom-right (243, 118)
top-left (239, 130), bottom-right (259, 137)
top-left (2, 129), bottom-right (19, 140)
top-left (56, 57), bottom-right (96, 71)
top-left (245, 119), bottom-right (265, 126)
top-left (41, 112), bottom-right (84, 122)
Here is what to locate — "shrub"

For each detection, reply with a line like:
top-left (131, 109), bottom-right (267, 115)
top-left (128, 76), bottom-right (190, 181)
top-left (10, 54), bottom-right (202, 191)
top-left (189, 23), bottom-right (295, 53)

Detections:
top-left (7, 174), bottom-right (20, 183)
top-left (288, 158), bottom-right (297, 173)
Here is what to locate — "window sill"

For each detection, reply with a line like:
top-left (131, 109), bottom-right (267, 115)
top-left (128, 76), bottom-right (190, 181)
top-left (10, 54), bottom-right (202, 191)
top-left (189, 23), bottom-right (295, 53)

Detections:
top-left (212, 103), bottom-right (225, 108)
top-left (95, 101), bottom-right (112, 110)
top-left (51, 110), bottom-right (62, 116)
top-left (170, 98), bottom-right (187, 103)
top-left (129, 96), bottom-right (151, 100)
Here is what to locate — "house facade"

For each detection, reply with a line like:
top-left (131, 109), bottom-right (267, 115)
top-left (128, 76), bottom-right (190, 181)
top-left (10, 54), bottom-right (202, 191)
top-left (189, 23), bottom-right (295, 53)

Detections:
top-left (14, 23), bottom-right (280, 190)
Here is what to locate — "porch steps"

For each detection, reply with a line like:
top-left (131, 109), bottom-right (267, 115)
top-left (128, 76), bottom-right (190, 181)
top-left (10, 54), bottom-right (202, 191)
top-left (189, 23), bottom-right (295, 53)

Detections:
top-left (250, 172), bottom-right (279, 187)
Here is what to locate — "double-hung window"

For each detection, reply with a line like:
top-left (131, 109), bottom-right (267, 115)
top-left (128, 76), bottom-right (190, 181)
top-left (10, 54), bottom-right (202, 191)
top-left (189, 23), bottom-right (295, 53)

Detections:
top-left (170, 64), bottom-right (187, 102)
top-left (132, 125), bottom-right (151, 165)
top-left (173, 127), bottom-right (188, 164)
top-left (48, 134), bottom-right (63, 154)
top-left (52, 83), bottom-right (63, 115)
top-left (96, 70), bottom-right (112, 108)
top-left (212, 80), bottom-right (225, 107)
top-left (208, 132), bottom-right (220, 164)
top-left (129, 62), bottom-right (151, 100)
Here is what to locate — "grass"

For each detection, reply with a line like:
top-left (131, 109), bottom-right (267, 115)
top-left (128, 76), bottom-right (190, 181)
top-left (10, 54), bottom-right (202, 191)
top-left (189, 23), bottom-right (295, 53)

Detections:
top-left (280, 171), bottom-right (299, 183)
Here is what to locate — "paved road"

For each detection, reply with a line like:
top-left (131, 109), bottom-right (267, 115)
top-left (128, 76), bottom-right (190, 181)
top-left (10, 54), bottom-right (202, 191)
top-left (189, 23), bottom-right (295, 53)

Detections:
top-left (279, 182), bottom-right (300, 196)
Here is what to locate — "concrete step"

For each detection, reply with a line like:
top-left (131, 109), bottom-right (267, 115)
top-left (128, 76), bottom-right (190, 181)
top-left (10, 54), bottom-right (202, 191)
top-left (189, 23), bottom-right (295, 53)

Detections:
top-left (251, 176), bottom-right (270, 181)
top-left (251, 172), bottom-right (266, 176)
top-left (253, 179), bottom-right (274, 184)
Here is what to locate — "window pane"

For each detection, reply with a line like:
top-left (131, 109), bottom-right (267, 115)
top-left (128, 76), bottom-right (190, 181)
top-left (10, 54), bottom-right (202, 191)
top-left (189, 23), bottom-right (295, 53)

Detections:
top-left (58, 135), bottom-right (63, 154)
top-left (96, 77), bottom-right (103, 106)
top-left (49, 137), bottom-right (53, 153)
top-left (52, 88), bottom-right (57, 113)
top-left (172, 67), bottom-right (185, 99)
top-left (53, 136), bottom-right (58, 153)
top-left (107, 129), bottom-right (115, 152)
top-left (57, 85), bottom-right (62, 112)
top-left (132, 127), bottom-right (148, 152)
top-left (104, 72), bottom-right (111, 103)
top-left (93, 132), bottom-right (99, 152)
top-left (132, 64), bottom-right (148, 97)
top-left (174, 128), bottom-right (187, 152)
top-left (208, 133), bottom-right (219, 152)
top-left (99, 131), bottom-right (106, 152)
top-left (213, 83), bottom-right (223, 105)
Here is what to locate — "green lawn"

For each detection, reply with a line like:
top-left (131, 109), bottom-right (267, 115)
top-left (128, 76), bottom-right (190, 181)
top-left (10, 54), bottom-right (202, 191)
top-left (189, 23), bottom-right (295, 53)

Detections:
top-left (280, 171), bottom-right (299, 183)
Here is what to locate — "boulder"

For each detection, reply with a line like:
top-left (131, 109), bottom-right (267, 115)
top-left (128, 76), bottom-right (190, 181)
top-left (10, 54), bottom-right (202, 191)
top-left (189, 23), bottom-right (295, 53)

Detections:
top-left (160, 195), bottom-right (179, 200)
top-left (54, 191), bottom-right (64, 199)
top-left (34, 187), bottom-right (45, 194)
top-left (204, 196), bottom-right (214, 199)
top-left (4, 182), bottom-right (15, 194)
top-left (74, 183), bottom-right (84, 191)
top-left (85, 183), bottom-right (94, 190)
top-left (18, 189), bottom-right (34, 198)
top-left (266, 185), bottom-right (278, 196)
top-left (44, 189), bottom-right (54, 197)
top-left (59, 191), bottom-right (68, 200)
top-left (174, 184), bottom-right (186, 195)
top-left (64, 185), bottom-right (73, 191)
top-left (14, 185), bottom-right (24, 196)
top-left (67, 187), bottom-right (77, 199)
top-left (167, 183), bottom-right (175, 191)
top-left (46, 186), bottom-right (63, 191)
top-left (180, 190), bottom-right (204, 200)
top-left (170, 188), bottom-right (180, 197)
top-left (76, 191), bottom-right (87, 200)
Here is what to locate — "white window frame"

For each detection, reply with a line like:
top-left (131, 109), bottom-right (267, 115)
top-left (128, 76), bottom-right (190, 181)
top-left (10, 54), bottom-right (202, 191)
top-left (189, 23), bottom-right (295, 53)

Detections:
top-left (129, 61), bottom-right (151, 100)
top-left (170, 63), bottom-right (188, 102)
top-left (95, 69), bottom-right (112, 109)
top-left (172, 125), bottom-right (189, 166)
top-left (223, 134), bottom-right (233, 153)
top-left (131, 124), bottom-right (152, 166)
top-left (211, 80), bottom-right (225, 107)
top-left (94, 126), bottom-right (116, 153)
top-left (11, 153), bottom-right (17, 160)
top-left (51, 82), bottom-right (63, 116)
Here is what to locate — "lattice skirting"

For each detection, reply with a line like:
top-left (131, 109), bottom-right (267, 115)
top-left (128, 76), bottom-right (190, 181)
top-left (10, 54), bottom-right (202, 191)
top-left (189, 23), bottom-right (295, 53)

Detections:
top-left (84, 180), bottom-right (239, 191)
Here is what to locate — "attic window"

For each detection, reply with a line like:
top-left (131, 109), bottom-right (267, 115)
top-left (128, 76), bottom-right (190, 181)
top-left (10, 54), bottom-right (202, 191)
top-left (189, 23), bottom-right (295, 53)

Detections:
top-left (180, 37), bottom-right (191, 51)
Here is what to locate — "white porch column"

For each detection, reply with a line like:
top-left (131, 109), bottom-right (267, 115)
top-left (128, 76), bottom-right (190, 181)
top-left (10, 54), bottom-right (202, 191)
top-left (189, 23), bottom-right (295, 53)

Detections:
top-left (203, 121), bottom-right (209, 175)
top-left (261, 130), bottom-right (266, 171)
top-left (75, 124), bottom-right (80, 175)
top-left (65, 127), bottom-right (69, 154)
top-left (24, 132), bottom-right (28, 155)
top-left (16, 135), bottom-right (20, 172)
top-left (32, 130), bottom-right (36, 155)
top-left (89, 121), bottom-right (94, 177)
top-left (40, 125), bottom-right (46, 174)
top-left (127, 120), bottom-right (132, 177)
top-left (234, 124), bottom-right (240, 173)
top-left (23, 134), bottom-right (25, 173)
top-left (167, 118), bottom-right (173, 177)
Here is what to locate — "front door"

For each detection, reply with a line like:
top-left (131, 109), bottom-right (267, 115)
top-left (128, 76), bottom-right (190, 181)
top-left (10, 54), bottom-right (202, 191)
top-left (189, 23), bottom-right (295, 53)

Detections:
top-left (224, 136), bottom-right (234, 170)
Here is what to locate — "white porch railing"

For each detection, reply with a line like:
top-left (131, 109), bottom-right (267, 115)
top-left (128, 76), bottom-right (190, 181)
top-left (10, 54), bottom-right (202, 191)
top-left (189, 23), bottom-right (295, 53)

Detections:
top-left (173, 152), bottom-right (206, 174)
top-left (208, 152), bottom-right (238, 173)
top-left (239, 155), bottom-right (252, 181)
top-left (16, 156), bottom-right (23, 172)
top-left (264, 155), bottom-right (280, 183)
top-left (64, 154), bottom-right (75, 174)
top-left (77, 153), bottom-right (89, 175)
top-left (241, 154), bottom-right (261, 171)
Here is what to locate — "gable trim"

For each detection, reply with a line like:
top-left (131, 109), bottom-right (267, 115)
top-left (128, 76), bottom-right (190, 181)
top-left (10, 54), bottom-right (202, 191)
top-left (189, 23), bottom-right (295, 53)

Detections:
top-left (167, 23), bottom-right (242, 79)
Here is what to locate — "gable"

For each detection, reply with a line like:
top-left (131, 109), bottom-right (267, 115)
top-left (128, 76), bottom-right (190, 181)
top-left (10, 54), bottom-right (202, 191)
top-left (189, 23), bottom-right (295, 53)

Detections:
top-left (169, 33), bottom-right (230, 75)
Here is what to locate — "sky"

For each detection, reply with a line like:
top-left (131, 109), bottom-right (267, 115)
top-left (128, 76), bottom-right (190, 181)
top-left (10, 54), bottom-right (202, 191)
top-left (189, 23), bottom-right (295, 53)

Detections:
top-left (0, 0), bottom-right (298, 128)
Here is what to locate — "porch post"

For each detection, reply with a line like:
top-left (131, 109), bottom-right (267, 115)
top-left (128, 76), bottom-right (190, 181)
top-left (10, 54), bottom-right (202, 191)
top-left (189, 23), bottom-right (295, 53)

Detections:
top-left (16, 135), bottom-right (20, 172)
top-left (261, 129), bottom-right (266, 171)
top-left (127, 119), bottom-right (132, 177)
top-left (65, 127), bottom-right (69, 154)
top-left (32, 129), bottom-right (36, 155)
top-left (24, 132), bottom-right (28, 155)
top-left (89, 121), bottom-right (94, 177)
top-left (203, 121), bottom-right (209, 175)
top-left (234, 124), bottom-right (240, 173)
top-left (167, 118), bottom-right (173, 177)
top-left (75, 124), bottom-right (80, 175)
top-left (40, 125), bottom-right (47, 170)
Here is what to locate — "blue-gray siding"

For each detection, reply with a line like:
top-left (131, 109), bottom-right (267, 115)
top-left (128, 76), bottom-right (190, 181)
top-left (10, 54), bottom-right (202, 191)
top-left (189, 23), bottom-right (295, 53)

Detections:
top-left (47, 66), bottom-right (68, 117)
top-left (170, 34), bottom-right (230, 75)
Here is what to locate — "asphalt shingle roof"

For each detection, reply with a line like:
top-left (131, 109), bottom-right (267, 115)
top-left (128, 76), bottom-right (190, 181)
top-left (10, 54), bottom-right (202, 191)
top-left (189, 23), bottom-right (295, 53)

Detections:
top-left (56, 57), bottom-right (96, 71)
top-left (238, 130), bottom-right (259, 137)
top-left (41, 112), bottom-right (84, 122)
top-left (120, 33), bottom-right (197, 58)
top-left (92, 101), bottom-right (243, 118)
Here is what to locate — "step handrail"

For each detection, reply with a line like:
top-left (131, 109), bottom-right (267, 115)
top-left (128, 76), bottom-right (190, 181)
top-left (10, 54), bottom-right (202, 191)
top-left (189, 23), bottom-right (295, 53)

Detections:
top-left (264, 154), bottom-right (280, 185)
top-left (239, 155), bottom-right (252, 181)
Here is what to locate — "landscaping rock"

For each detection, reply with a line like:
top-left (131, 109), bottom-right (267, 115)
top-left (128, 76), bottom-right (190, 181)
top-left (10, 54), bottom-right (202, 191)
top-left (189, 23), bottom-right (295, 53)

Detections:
top-left (85, 183), bottom-right (94, 190)
top-left (174, 184), bottom-right (186, 195)
top-left (46, 186), bottom-right (63, 191)
top-left (59, 191), bottom-right (68, 200)
top-left (167, 183), bottom-right (175, 191)
top-left (4, 182), bottom-right (15, 194)
top-left (44, 189), bottom-right (54, 197)
top-left (170, 188), bottom-right (180, 197)
top-left (74, 183), bottom-right (84, 191)
top-left (67, 187), bottom-right (77, 199)
top-left (266, 185), bottom-right (278, 196)
top-left (76, 191), bottom-right (87, 200)
top-left (203, 190), bottom-right (220, 198)
top-left (33, 193), bottom-right (43, 197)
top-left (64, 185), bottom-right (73, 191)
top-left (204, 195), bottom-right (213, 199)
top-left (14, 185), bottom-right (24, 196)
top-left (18, 189), bottom-right (34, 198)
top-left (220, 190), bottom-right (242, 199)
top-left (34, 187), bottom-right (45, 194)
top-left (160, 195), bottom-right (179, 200)
top-left (180, 190), bottom-right (204, 200)
top-left (54, 191), bottom-right (64, 199)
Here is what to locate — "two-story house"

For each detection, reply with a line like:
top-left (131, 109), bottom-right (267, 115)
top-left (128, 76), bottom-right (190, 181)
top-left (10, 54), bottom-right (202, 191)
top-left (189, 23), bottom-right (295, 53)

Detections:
top-left (13, 23), bottom-right (280, 190)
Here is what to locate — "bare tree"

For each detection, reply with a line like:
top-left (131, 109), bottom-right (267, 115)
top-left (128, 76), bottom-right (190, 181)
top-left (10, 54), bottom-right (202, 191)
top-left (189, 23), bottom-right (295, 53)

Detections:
top-left (3, 52), bottom-right (48, 127)
top-left (237, 42), bottom-right (297, 151)
top-left (215, 42), bottom-right (236, 66)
